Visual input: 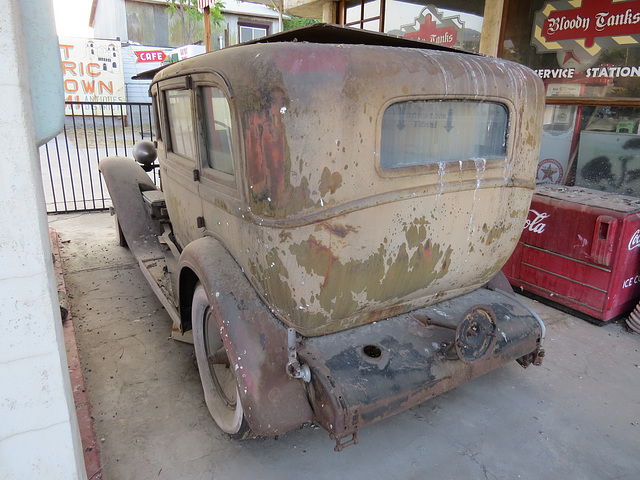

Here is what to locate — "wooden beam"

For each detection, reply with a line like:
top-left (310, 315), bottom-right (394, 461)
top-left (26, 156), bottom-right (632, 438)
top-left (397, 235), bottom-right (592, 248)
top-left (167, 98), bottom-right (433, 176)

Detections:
top-left (204, 6), bottom-right (212, 52)
top-left (546, 97), bottom-right (640, 108)
top-left (479, 0), bottom-right (506, 57)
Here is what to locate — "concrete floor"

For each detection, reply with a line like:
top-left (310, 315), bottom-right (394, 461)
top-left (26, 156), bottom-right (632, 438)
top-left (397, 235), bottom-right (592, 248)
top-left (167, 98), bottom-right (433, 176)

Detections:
top-left (49, 212), bottom-right (640, 480)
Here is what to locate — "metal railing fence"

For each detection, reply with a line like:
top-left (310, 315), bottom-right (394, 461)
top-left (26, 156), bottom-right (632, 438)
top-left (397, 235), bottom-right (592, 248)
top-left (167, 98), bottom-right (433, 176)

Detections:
top-left (40, 101), bottom-right (157, 213)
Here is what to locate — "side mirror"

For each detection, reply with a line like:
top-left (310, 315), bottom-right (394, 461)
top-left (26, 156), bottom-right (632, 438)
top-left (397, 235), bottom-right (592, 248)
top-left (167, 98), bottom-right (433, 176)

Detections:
top-left (133, 140), bottom-right (157, 172)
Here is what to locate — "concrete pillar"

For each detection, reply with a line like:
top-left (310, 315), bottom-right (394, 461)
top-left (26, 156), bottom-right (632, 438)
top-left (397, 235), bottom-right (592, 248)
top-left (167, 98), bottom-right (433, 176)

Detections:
top-left (479, 0), bottom-right (505, 57)
top-left (323, 1), bottom-right (338, 24)
top-left (0, 0), bottom-right (86, 478)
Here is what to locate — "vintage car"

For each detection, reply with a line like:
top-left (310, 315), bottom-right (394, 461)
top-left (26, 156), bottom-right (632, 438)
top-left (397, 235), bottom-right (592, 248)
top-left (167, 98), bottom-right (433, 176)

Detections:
top-left (100, 24), bottom-right (546, 451)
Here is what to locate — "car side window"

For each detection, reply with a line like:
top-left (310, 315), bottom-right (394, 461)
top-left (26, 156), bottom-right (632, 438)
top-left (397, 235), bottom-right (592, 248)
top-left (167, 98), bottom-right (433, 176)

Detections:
top-left (166, 89), bottom-right (195, 158)
top-left (151, 91), bottom-right (162, 141)
top-left (200, 86), bottom-right (234, 176)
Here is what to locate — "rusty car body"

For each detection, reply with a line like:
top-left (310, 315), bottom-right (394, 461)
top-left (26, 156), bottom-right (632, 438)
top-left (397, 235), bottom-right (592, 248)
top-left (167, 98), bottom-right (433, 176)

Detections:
top-left (100, 24), bottom-right (546, 451)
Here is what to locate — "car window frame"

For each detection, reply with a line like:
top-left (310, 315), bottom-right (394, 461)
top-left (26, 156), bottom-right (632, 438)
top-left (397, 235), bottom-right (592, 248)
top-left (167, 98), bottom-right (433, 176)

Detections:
top-left (191, 72), bottom-right (240, 194)
top-left (159, 76), bottom-right (199, 170)
top-left (375, 95), bottom-right (515, 179)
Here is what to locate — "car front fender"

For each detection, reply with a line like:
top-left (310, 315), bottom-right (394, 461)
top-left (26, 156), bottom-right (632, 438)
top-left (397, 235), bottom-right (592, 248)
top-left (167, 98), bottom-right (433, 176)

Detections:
top-left (98, 156), bottom-right (161, 261)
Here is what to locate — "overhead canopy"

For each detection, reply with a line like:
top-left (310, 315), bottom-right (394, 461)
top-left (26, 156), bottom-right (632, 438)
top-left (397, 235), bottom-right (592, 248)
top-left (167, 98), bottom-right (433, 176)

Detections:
top-left (133, 22), bottom-right (470, 80)
top-left (244, 22), bottom-right (465, 53)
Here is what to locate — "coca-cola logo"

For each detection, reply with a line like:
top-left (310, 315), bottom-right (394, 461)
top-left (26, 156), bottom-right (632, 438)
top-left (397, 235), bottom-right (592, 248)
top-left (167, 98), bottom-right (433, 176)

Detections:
top-left (628, 229), bottom-right (640, 250)
top-left (524, 209), bottom-right (550, 234)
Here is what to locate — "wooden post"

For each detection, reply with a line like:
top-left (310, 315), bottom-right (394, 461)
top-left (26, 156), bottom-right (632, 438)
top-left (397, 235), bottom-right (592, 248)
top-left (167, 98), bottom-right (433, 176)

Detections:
top-left (204, 6), bottom-right (212, 52)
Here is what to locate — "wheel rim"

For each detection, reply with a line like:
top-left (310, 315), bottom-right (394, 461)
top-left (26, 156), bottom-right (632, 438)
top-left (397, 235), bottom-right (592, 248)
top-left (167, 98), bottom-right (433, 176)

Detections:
top-left (203, 306), bottom-right (237, 409)
top-left (192, 285), bottom-right (246, 436)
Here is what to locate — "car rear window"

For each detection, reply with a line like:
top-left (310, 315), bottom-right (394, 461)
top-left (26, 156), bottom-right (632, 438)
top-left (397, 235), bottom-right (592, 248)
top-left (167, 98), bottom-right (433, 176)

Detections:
top-left (380, 100), bottom-right (508, 169)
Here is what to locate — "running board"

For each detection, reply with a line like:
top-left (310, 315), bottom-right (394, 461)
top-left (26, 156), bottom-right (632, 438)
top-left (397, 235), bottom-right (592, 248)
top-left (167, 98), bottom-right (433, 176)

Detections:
top-left (138, 257), bottom-right (193, 344)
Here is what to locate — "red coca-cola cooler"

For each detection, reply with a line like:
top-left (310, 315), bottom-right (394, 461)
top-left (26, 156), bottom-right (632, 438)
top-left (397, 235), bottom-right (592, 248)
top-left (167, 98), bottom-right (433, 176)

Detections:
top-left (502, 184), bottom-right (640, 323)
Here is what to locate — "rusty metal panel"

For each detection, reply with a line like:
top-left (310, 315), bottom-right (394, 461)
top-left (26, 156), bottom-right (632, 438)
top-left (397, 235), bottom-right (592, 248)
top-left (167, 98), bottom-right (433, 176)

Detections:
top-left (153, 42), bottom-right (544, 336)
top-left (299, 287), bottom-right (544, 448)
top-left (178, 237), bottom-right (314, 436)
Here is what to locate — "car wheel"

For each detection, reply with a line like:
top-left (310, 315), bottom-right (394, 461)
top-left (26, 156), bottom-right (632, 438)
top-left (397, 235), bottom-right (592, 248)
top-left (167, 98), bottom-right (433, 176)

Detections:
top-left (192, 283), bottom-right (251, 438)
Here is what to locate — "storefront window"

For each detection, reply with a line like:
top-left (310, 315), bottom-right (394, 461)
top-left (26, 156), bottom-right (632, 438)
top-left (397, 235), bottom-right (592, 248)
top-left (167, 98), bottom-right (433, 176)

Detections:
top-left (573, 105), bottom-right (640, 196)
top-left (504, 0), bottom-right (640, 196)
top-left (385, 0), bottom-right (484, 53)
top-left (504, 0), bottom-right (640, 101)
top-left (340, 0), bottom-right (485, 52)
top-left (343, 0), bottom-right (383, 32)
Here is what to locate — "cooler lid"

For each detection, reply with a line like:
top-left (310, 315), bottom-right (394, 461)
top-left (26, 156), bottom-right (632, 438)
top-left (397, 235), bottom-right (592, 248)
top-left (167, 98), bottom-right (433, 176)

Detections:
top-left (534, 184), bottom-right (640, 213)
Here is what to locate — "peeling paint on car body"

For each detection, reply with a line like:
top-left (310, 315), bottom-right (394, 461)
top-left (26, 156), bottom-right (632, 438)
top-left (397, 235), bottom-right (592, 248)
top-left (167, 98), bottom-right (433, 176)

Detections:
top-left (151, 32), bottom-right (544, 336)
top-left (100, 24), bottom-right (548, 446)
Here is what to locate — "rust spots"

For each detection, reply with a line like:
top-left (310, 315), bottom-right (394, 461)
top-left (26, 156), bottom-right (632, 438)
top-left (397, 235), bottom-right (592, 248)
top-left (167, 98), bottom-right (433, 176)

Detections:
top-left (289, 228), bottom-right (452, 326)
top-left (213, 198), bottom-right (230, 213)
top-left (272, 45), bottom-right (349, 75)
top-left (243, 91), bottom-right (343, 216)
top-left (244, 88), bottom-right (288, 208)
top-left (279, 230), bottom-right (292, 242)
top-left (405, 220), bottom-right (428, 248)
top-left (244, 93), bottom-right (315, 217)
top-left (319, 167), bottom-right (343, 196)
top-left (481, 222), bottom-right (509, 246)
top-left (320, 222), bottom-right (358, 238)
top-left (510, 207), bottom-right (527, 219)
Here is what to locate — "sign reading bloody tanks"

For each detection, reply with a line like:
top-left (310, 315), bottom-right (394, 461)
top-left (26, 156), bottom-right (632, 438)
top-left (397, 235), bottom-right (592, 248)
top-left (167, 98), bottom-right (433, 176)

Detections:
top-left (532, 0), bottom-right (640, 57)
top-left (389, 5), bottom-right (463, 49)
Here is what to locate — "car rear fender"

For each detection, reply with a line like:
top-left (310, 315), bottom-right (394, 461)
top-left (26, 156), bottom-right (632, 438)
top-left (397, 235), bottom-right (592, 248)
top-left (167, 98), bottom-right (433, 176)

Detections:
top-left (178, 236), bottom-right (314, 436)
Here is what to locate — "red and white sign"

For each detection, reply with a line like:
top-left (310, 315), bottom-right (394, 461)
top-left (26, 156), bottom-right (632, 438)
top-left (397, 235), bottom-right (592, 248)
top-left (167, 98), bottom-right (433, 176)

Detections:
top-left (59, 36), bottom-right (125, 115)
top-left (532, 0), bottom-right (640, 57)
top-left (134, 50), bottom-right (166, 63)
top-left (197, 0), bottom-right (214, 9)
top-left (523, 209), bottom-right (550, 234)
top-left (543, 1), bottom-right (640, 47)
top-left (537, 158), bottom-right (564, 184)
top-left (628, 229), bottom-right (640, 250)
top-left (390, 6), bottom-right (463, 48)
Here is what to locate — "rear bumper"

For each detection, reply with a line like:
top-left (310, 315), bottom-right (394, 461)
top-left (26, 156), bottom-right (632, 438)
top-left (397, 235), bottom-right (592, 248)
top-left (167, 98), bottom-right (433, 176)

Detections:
top-left (299, 288), bottom-right (544, 450)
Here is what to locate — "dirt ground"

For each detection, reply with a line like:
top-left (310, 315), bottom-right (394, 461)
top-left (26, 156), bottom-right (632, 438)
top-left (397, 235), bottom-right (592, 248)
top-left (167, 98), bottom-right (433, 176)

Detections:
top-left (49, 212), bottom-right (640, 480)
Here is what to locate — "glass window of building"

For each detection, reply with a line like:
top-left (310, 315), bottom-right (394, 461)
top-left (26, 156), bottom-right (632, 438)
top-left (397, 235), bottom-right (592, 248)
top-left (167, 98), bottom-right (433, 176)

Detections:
top-left (504, 0), bottom-right (640, 196)
top-left (342, 0), bottom-right (383, 32)
top-left (239, 25), bottom-right (268, 43)
top-left (340, 0), bottom-right (485, 53)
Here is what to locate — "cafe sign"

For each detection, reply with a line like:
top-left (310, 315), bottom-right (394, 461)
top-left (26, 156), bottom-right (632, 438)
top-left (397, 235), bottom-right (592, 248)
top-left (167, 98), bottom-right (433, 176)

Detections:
top-left (532, 0), bottom-right (640, 57)
top-left (134, 50), bottom-right (167, 63)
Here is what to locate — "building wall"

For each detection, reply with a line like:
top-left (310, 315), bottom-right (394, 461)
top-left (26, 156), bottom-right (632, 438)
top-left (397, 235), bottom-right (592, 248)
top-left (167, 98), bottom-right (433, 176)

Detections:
top-left (0, 0), bottom-right (86, 477)
top-left (93, 0), bottom-right (128, 41)
top-left (127, 1), bottom-right (170, 46)
top-left (226, 15), bottom-right (280, 45)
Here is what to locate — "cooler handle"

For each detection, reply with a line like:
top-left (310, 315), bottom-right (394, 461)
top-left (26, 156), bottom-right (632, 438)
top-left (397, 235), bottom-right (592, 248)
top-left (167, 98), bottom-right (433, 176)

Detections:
top-left (591, 215), bottom-right (617, 267)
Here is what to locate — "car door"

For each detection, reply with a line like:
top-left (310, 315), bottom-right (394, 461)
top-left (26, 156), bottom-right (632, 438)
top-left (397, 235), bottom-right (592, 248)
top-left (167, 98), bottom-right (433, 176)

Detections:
top-left (191, 74), bottom-right (244, 256)
top-left (155, 75), bottom-right (204, 246)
